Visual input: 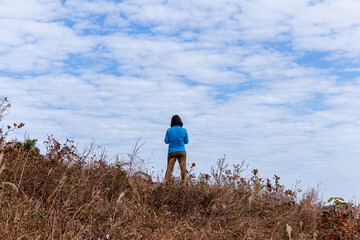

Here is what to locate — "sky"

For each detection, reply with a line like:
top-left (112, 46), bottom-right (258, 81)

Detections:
top-left (1, 0), bottom-right (360, 201)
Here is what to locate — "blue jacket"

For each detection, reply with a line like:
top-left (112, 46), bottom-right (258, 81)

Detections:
top-left (164, 125), bottom-right (189, 153)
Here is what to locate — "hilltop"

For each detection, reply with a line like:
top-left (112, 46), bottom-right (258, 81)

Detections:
top-left (1, 125), bottom-right (359, 239)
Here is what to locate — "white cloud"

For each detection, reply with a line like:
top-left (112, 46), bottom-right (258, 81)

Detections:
top-left (0, 0), bottom-right (61, 21)
top-left (0, 17), bottom-right (96, 72)
top-left (291, 0), bottom-right (360, 55)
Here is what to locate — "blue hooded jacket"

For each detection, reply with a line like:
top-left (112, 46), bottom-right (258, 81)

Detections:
top-left (164, 125), bottom-right (189, 153)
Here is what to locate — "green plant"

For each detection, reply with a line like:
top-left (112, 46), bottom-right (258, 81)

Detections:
top-left (327, 197), bottom-right (353, 209)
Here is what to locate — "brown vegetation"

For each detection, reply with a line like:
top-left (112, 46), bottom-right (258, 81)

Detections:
top-left (0, 102), bottom-right (359, 239)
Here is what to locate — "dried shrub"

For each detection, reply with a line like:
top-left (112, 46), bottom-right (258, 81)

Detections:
top-left (0, 123), bottom-right (359, 239)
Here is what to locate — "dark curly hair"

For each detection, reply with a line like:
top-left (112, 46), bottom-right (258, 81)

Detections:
top-left (171, 115), bottom-right (183, 127)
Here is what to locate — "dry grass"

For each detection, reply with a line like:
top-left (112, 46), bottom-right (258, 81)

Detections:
top-left (0, 133), bottom-right (359, 239)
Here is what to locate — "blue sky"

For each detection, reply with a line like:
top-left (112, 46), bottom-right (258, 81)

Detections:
top-left (1, 0), bottom-right (360, 201)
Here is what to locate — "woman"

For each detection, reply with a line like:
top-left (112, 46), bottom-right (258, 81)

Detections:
top-left (164, 115), bottom-right (189, 182)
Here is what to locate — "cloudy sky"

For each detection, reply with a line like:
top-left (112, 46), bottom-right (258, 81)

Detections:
top-left (1, 0), bottom-right (360, 200)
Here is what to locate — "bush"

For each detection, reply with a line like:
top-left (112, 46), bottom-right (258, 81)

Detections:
top-left (0, 124), bottom-right (359, 239)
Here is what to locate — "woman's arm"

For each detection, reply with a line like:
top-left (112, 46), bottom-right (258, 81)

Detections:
top-left (164, 130), bottom-right (170, 144)
top-left (184, 131), bottom-right (189, 144)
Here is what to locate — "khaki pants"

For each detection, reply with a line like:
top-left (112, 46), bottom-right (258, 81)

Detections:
top-left (165, 151), bottom-right (187, 182)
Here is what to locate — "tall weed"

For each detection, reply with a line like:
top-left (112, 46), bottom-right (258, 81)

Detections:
top-left (0, 124), bottom-right (359, 239)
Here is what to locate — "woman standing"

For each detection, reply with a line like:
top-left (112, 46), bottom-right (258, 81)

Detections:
top-left (164, 115), bottom-right (189, 182)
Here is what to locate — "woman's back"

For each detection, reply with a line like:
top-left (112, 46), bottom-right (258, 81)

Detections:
top-left (164, 125), bottom-right (189, 153)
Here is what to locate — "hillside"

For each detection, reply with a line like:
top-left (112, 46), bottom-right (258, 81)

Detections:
top-left (0, 124), bottom-right (359, 239)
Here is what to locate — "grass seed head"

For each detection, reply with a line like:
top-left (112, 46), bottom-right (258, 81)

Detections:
top-left (67, 160), bottom-right (76, 170)
top-left (116, 191), bottom-right (126, 205)
top-left (286, 224), bottom-right (292, 240)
